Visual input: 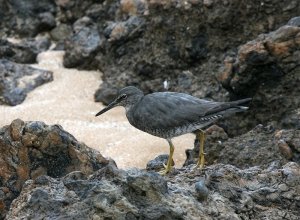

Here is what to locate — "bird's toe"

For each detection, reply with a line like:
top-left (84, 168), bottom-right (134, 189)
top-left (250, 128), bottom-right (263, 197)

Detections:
top-left (158, 165), bottom-right (174, 175)
top-left (193, 162), bottom-right (205, 170)
top-left (158, 168), bottom-right (168, 175)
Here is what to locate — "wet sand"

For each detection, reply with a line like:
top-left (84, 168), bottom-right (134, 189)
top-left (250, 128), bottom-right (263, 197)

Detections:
top-left (0, 51), bottom-right (194, 169)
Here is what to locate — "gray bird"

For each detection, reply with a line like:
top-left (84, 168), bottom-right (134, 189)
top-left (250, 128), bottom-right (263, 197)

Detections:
top-left (96, 86), bottom-right (251, 174)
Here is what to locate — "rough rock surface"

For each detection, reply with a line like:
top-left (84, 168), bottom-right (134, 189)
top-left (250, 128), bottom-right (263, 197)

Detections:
top-left (0, 59), bottom-right (53, 106)
top-left (63, 17), bottom-right (103, 69)
top-left (6, 162), bottom-right (300, 220)
top-left (60, 0), bottom-right (300, 105)
top-left (185, 124), bottom-right (300, 169)
top-left (219, 23), bottom-right (300, 134)
top-left (0, 38), bottom-right (51, 64)
top-left (146, 154), bottom-right (174, 172)
top-left (0, 0), bottom-right (57, 37)
top-left (59, 0), bottom-right (300, 136)
top-left (0, 119), bottom-right (111, 219)
top-left (0, 120), bottom-right (299, 219)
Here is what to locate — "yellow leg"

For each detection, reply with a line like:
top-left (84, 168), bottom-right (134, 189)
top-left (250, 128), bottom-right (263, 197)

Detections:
top-left (196, 130), bottom-right (206, 169)
top-left (159, 139), bottom-right (174, 175)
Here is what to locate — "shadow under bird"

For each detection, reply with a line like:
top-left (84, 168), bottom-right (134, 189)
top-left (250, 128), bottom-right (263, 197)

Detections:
top-left (96, 86), bottom-right (251, 174)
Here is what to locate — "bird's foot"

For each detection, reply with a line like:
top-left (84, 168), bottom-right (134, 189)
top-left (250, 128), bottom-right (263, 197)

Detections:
top-left (191, 163), bottom-right (205, 174)
top-left (158, 163), bottom-right (173, 175)
top-left (195, 163), bottom-right (205, 170)
top-left (158, 168), bottom-right (169, 175)
top-left (193, 153), bottom-right (206, 170)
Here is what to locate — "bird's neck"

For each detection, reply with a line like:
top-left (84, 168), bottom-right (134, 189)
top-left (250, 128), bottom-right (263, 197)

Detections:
top-left (124, 104), bottom-right (134, 113)
top-left (125, 104), bottom-right (136, 126)
top-left (124, 96), bottom-right (143, 122)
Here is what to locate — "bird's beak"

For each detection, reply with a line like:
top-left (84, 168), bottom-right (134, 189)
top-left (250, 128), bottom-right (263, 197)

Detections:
top-left (95, 99), bottom-right (119, 117)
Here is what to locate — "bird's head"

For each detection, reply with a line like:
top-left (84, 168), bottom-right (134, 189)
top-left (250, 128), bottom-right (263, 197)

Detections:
top-left (95, 86), bottom-right (144, 116)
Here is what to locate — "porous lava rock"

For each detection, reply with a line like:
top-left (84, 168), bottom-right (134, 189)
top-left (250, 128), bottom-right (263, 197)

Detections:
top-left (185, 124), bottom-right (300, 169)
top-left (60, 0), bottom-right (300, 107)
top-left (0, 0), bottom-right (57, 37)
top-left (0, 38), bottom-right (51, 64)
top-left (0, 59), bottom-right (53, 106)
top-left (0, 119), bottom-right (110, 219)
top-left (6, 162), bottom-right (300, 219)
top-left (219, 23), bottom-right (300, 134)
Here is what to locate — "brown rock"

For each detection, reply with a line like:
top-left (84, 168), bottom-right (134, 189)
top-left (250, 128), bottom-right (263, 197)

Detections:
top-left (46, 131), bottom-right (62, 145)
top-left (275, 130), bottom-right (284, 139)
top-left (31, 167), bottom-right (47, 179)
top-left (278, 140), bottom-right (293, 160)
top-left (21, 133), bottom-right (38, 147)
top-left (218, 25), bottom-right (300, 134)
top-left (265, 26), bottom-right (300, 58)
top-left (10, 119), bottom-right (24, 141)
top-left (218, 57), bottom-right (234, 83)
top-left (109, 23), bottom-right (127, 42)
top-left (16, 145), bottom-right (30, 191)
top-left (121, 0), bottom-right (139, 15)
top-left (0, 201), bottom-right (5, 217)
top-left (205, 124), bottom-right (228, 137)
top-left (0, 119), bottom-right (110, 219)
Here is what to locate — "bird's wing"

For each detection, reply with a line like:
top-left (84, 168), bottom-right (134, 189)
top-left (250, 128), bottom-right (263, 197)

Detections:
top-left (202, 98), bottom-right (252, 116)
top-left (132, 92), bottom-right (220, 130)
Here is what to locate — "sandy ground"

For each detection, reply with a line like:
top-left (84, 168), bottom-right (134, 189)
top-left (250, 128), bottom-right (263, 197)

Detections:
top-left (0, 51), bottom-right (194, 169)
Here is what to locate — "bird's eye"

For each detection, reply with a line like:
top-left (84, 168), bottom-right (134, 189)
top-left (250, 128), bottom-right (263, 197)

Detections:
top-left (120, 94), bottom-right (127, 99)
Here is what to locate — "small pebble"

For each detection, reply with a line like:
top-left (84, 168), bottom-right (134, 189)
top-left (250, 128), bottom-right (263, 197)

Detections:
top-left (195, 179), bottom-right (209, 201)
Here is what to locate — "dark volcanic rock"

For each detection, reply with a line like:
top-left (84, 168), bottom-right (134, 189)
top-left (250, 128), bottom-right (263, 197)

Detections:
top-left (60, 1), bottom-right (300, 137)
top-left (0, 38), bottom-right (51, 64)
top-left (63, 17), bottom-right (102, 69)
top-left (49, 23), bottom-right (73, 42)
top-left (94, 82), bottom-right (119, 105)
top-left (5, 162), bottom-right (300, 219)
top-left (146, 154), bottom-right (175, 172)
top-left (0, 119), bottom-right (110, 219)
top-left (60, 0), bottom-right (300, 106)
top-left (219, 24), bottom-right (300, 133)
top-left (185, 124), bottom-right (300, 169)
top-left (0, 59), bottom-right (53, 106)
top-left (55, 0), bottom-right (108, 24)
top-left (0, 0), bottom-right (56, 37)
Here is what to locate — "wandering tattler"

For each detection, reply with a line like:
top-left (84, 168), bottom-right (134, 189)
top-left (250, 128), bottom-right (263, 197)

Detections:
top-left (96, 86), bottom-right (251, 174)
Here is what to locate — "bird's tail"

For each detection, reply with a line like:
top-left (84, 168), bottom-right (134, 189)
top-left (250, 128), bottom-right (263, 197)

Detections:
top-left (202, 98), bottom-right (252, 116)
